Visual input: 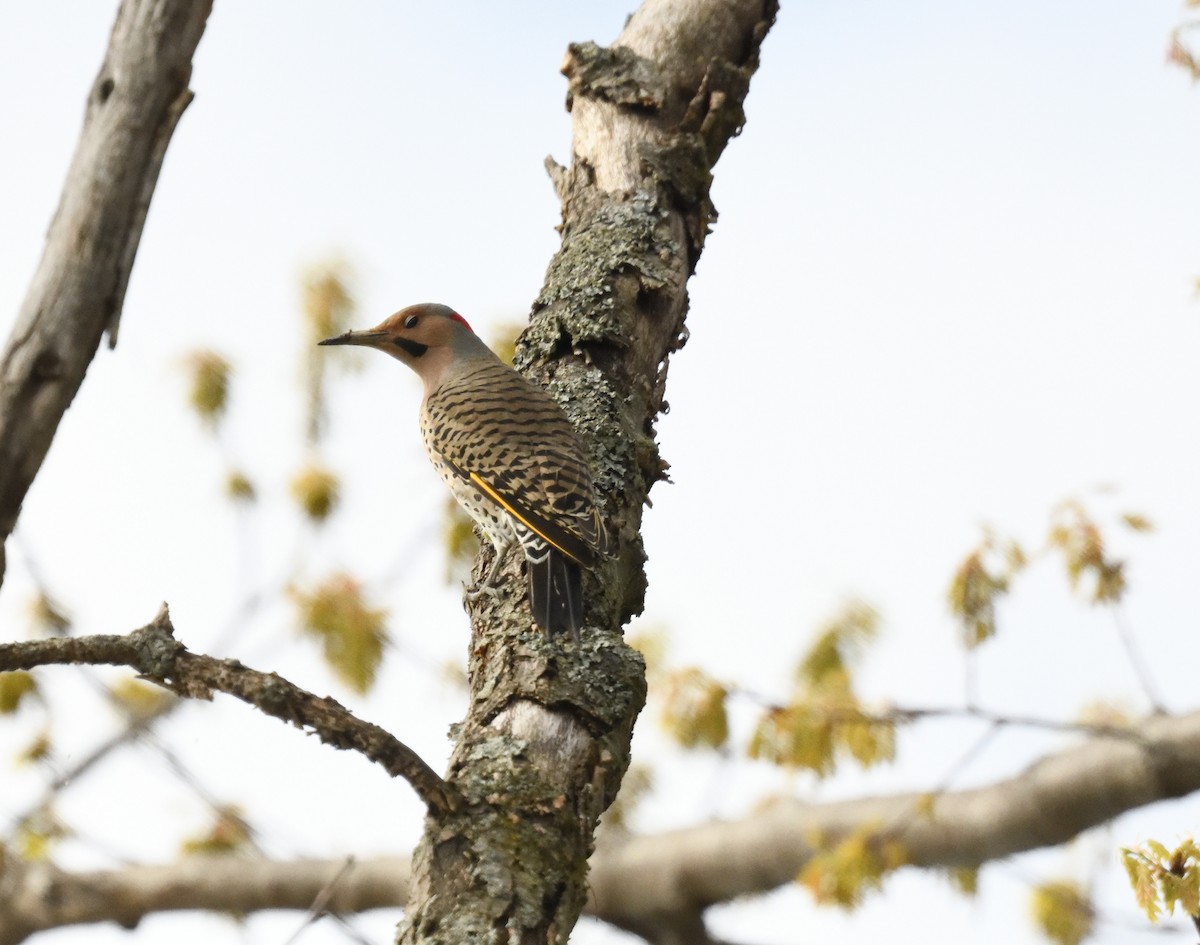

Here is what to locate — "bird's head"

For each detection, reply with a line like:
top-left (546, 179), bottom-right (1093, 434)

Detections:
top-left (319, 302), bottom-right (485, 390)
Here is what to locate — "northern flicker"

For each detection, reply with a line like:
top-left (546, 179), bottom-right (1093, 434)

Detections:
top-left (319, 303), bottom-right (609, 636)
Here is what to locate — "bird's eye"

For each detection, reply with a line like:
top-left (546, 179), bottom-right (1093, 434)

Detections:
top-left (404, 314), bottom-right (419, 329)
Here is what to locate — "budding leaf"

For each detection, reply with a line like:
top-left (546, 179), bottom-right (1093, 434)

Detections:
top-left (180, 806), bottom-right (253, 857)
top-left (225, 470), bottom-right (256, 503)
top-left (0, 672), bottom-right (37, 714)
top-left (109, 678), bottom-right (173, 720)
top-left (291, 464), bottom-right (340, 524)
top-left (184, 350), bottom-right (231, 429)
top-left (27, 592), bottom-right (70, 635)
top-left (798, 826), bottom-right (908, 909)
top-left (1030, 880), bottom-right (1093, 945)
top-left (661, 667), bottom-right (729, 749)
top-left (294, 574), bottom-right (388, 694)
top-left (1121, 839), bottom-right (1200, 925)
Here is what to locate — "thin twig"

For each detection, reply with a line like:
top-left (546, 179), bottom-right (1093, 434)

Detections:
top-left (283, 857), bottom-right (352, 945)
top-left (6, 700), bottom-right (176, 835)
top-left (1111, 605), bottom-right (1166, 713)
top-left (729, 686), bottom-right (1148, 742)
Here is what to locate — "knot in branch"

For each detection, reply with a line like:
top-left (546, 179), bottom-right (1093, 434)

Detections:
top-left (129, 605), bottom-right (182, 679)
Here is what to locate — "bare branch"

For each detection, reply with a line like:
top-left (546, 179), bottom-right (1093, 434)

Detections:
top-left (0, 605), bottom-right (458, 816)
top-left (0, 0), bottom-right (213, 588)
top-left (6, 710), bottom-right (1200, 942)
top-left (586, 710), bottom-right (1200, 933)
top-left (0, 855), bottom-right (410, 945)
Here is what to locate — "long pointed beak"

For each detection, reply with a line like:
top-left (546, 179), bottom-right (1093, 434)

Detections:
top-left (318, 329), bottom-right (388, 347)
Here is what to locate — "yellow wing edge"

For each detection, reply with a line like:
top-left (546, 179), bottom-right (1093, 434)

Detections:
top-left (469, 472), bottom-right (582, 562)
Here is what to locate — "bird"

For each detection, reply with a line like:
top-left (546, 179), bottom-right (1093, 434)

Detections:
top-left (319, 302), bottom-right (609, 637)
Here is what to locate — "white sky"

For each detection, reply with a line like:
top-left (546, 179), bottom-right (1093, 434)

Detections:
top-left (2, 2), bottom-right (1200, 944)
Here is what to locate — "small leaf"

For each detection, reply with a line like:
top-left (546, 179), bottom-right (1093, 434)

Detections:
top-left (16, 731), bottom-right (52, 766)
top-left (27, 592), bottom-right (70, 635)
top-left (1121, 839), bottom-right (1200, 924)
top-left (183, 350), bottom-right (231, 429)
top-left (1030, 880), bottom-right (1093, 945)
top-left (661, 667), bottom-right (729, 749)
top-left (1092, 561), bottom-right (1126, 605)
top-left (180, 806), bottom-right (253, 856)
top-left (749, 703), bottom-right (835, 776)
top-left (1168, 35), bottom-right (1200, 79)
top-left (798, 825), bottom-right (907, 909)
top-left (796, 600), bottom-right (878, 687)
top-left (947, 866), bottom-right (979, 897)
top-left (301, 261), bottom-right (359, 444)
top-left (1004, 539), bottom-right (1028, 573)
top-left (291, 463), bottom-right (340, 523)
top-left (1047, 501), bottom-right (1136, 607)
top-left (947, 550), bottom-right (1006, 647)
top-left (225, 470), bottom-right (256, 502)
top-left (1146, 839), bottom-right (1172, 860)
top-left (109, 678), bottom-right (173, 720)
top-left (13, 809), bottom-right (68, 861)
top-left (1120, 513), bottom-right (1152, 532)
top-left (293, 574), bottom-right (389, 694)
top-left (1121, 849), bottom-right (1160, 922)
top-left (302, 263), bottom-right (356, 345)
top-left (0, 672), bottom-right (37, 714)
top-left (838, 709), bottom-right (895, 768)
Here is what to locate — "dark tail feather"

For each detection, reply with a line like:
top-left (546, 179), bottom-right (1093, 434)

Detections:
top-left (527, 550), bottom-right (583, 638)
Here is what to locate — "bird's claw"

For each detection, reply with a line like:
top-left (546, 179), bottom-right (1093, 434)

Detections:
top-left (463, 579), bottom-right (505, 602)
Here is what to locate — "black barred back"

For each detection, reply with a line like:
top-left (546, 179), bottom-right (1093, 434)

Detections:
top-left (420, 357), bottom-right (608, 568)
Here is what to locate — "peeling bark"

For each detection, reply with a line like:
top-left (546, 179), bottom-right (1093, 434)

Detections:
top-left (0, 0), bottom-right (212, 588)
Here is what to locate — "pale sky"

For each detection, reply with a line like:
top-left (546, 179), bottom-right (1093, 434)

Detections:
top-left (2, 2), bottom-right (1199, 944)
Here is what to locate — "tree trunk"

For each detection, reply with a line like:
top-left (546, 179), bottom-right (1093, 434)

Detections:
top-left (396, 1), bottom-right (779, 942)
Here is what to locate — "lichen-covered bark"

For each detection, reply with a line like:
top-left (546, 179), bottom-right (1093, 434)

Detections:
top-left (0, 0), bottom-right (211, 588)
top-left (397, 1), bottom-right (778, 942)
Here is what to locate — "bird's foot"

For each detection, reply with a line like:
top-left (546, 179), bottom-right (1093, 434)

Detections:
top-left (463, 578), bottom-right (505, 602)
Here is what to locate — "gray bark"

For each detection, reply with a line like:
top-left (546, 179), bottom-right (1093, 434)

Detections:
top-left (396, 1), bottom-right (778, 943)
top-left (0, 0), bottom-right (212, 587)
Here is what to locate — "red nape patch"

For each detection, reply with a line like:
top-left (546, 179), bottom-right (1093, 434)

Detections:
top-left (448, 311), bottom-right (473, 332)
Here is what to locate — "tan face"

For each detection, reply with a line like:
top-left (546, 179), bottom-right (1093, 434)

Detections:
top-left (365, 304), bottom-right (466, 359)
top-left (318, 303), bottom-right (473, 387)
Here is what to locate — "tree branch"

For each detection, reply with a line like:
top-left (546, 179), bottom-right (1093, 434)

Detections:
top-left (0, 855), bottom-right (411, 945)
top-left (585, 710), bottom-right (1200, 936)
top-left (8, 710), bottom-right (1198, 943)
top-left (0, 0), bottom-right (212, 588)
top-left (0, 605), bottom-right (458, 816)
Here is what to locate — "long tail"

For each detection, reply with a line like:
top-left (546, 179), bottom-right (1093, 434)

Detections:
top-left (527, 548), bottom-right (583, 638)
